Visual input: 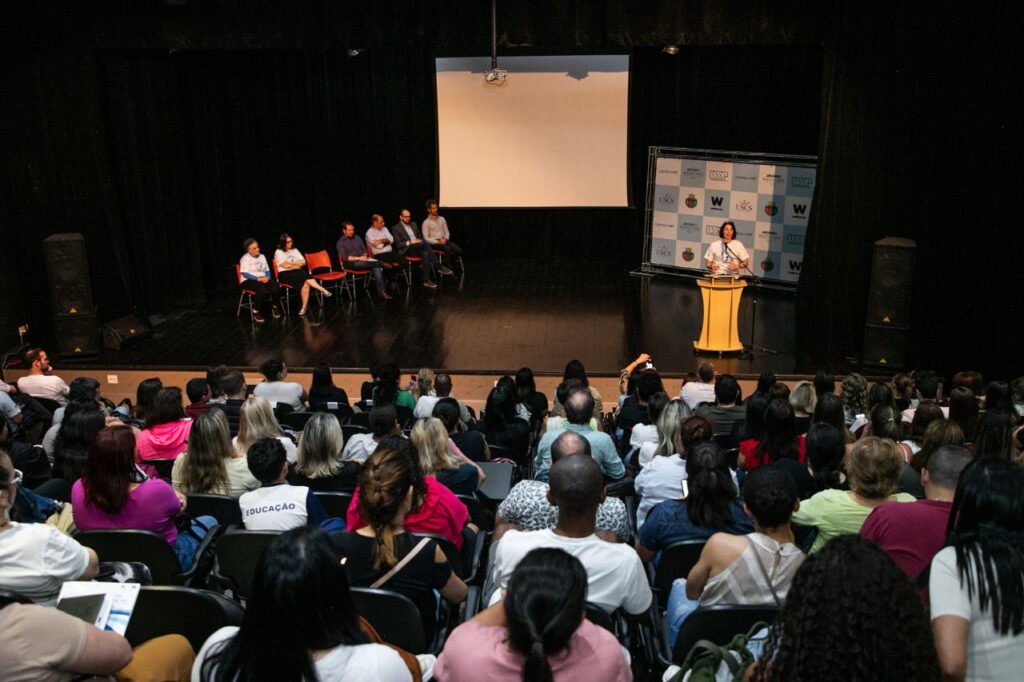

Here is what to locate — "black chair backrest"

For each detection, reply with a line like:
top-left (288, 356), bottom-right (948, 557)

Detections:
top-left (75, 530), bottom-right (185, 585)
top-left (477, 461), bottom-right (516, 502)
top-left (673, 605), bottom-right (780, 664)
top-left (273, 403), bottom-right (295, 421)
top-left (214, 530), bottom-right (280, 600)
top-left (395, 405), bottom-right (414, 428)
top-left (654, 540), bottom-right (707, 608)
top-left (187, 493), bottom-right (243, 527)
top-left (340, 424), bottom-right (371, 445)
top-left (310, 402), bottom-right (354, 423)
top-left (411, 532), bottom-right (463, 578)
top-left (456, 494), bottom-right (491, 530)
top-left (713, 433), bottom-right (738, 451)
top-left (347, 411), bottom-right (371, 428)
top-left (584, 602), bottom-right (618, 634)
top-left (314, 491), bottom-right (354, 519)
top-left (485, 442), bottom-right (518, 464)
top-left (34, 397), bottom-right (62, 416)
top-left (722, 448), bottom-right (741, 470)
top-left (280, 411), bottom-right (315, 432)
top-left (124, 586), bottom-right (244, 652)
top-left (149, 458), bottom-right (176, 483)
top-left (351, 587), bottom-right (427, 654)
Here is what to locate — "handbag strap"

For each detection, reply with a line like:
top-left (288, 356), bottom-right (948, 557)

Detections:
top-left (746, 535), bottom-right (782, 606)
top-left (370, 536), bottom-right (431, 589)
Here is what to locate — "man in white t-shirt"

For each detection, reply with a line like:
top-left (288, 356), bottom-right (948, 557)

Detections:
top-left (239, 438), bottom-right (329, 531)
top-left (0, 453), bottom-right (99, 604)
top-left (488, 454), bottom-right (652, 615)
top-left (15, 349), bottom-right (70, 406)
top-left (680, 362), bottom-right (717, 411)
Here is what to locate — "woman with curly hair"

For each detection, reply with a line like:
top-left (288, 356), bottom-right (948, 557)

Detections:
top-left (751, 534), bottom-right (939, 681)
top-left (333, 444), bottom-right (467, 644)
top-left (840, 373), bottom-right (869, 427)
top-left (930, 458), bottom-right (1024, 680)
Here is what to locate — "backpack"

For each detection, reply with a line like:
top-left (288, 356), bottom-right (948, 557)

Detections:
top-left (666, 621), bottom-right (769, 682)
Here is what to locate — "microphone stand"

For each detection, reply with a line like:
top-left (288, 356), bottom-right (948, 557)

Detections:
top-left (722, 242), bottom-right (778, 357)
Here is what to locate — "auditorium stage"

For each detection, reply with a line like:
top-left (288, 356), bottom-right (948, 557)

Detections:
top-left (58, 259), bottom-right (799, 378)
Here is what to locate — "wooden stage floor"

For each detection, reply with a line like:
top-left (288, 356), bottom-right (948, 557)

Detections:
top-left (64, 259), bottom-right (799, 378)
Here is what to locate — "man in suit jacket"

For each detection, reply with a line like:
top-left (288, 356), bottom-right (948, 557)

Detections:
top-left (391, 208), bottom-right (452, 287)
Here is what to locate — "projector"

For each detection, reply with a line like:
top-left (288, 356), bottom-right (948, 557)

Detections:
top-left (483, 68), bottom-right (508, 85)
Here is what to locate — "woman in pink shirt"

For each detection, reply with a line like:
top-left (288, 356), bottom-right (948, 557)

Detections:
top-left (72, 427), bottom-right (215, 569)
top-left (434, 547), bottom-right (631, 682)
top-left (135, 387), bottom-right (192, 467)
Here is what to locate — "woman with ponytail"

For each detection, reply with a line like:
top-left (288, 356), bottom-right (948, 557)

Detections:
top-left (334, 442), bottom-right (467, 643)
top-left (636, 442), bottom-right (752, 564)
top-left (434, 548), bottom-right (630, 682)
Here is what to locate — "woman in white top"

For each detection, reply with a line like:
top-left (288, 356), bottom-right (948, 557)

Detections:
top-left (931, 458), bottom-right (1024, 682)
top-left (172, 410), bottom-right (259, 498)
top-left (253, 359), bottom-right (306, 412)
top-left (274, 233), bottom-right (332, 316)
top-left (238, 238), bottom-right (283, 323)
top-left (192, 526), bottom-right (412, 682)
top-left (704, 221), bottom-right (749, 276)
top-left (233, 396), bottom-right (298, 464)
top-left (635, 411), bottom-right (712, 528)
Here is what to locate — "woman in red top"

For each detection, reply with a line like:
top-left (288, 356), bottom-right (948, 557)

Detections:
top-left (345, 435), bottom-right (469, 549)
top-left (743, 398), bottom-right (806, 471)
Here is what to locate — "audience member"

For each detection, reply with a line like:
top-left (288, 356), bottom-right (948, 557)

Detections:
top-left (172, 409), bottom-right (259, 497)
top-left (750, 535), bottom-right (939, 681)
top-left (474, 384), bottom-right (531, 463)
top-left (1010, 376), bottom-right (1024, 417)
top-left (72, 427), bottom-right (215, 569)
top-left (680, 361), bottom-right (716, 411)
top-left (534, 388), bottom-right (623, 481)
top-left (972, 409), bottom-right (1014, 460)
top-left (234, 396), bottom-right (297, 464)
top-left (238, 437), bottom-right (332, 532)
top-left (433, 373), bottom-right (473, 425)
top-left (669, 465), bottom-right (805, 644)
top-left (133, 377), bottom-right (163, 426)
top-left (812, 369), bottom-right (834, 397)
top-left (489, 455), bottom-right (652, 615)
top-left (985, 380), bottom-right (1016, 414)
top-left (513, 367), bottom-right (540, 421)
top-left (902, 401), bottom-right (945, 460)
top-left (435, 548), bottom-right (630, 682)
top-left (737, 392), bottom-right (769, 449)
top-left (546, 379), bottom-right (596, 432)
top-left (334, 446), bottom-right (467, 643)
top-left (767, 382), bottom-right (791, 402)
top-left (410, 417), bottom-right (483, 495)
top-left (901, 370), bottom-right (948, 424)
top-left (930, 458), bottom-right (1024, 681)
top-left (288, 412), bottom-right (359, 491)
top-left (194, 526), bottom-right (411, 681)
top-left (346, 437), bottom-right (469, 549)
top-left (948, 386), bottom-right (980, 441)
top-left (902, 418), bottom-right (965, 498)
top-left (252, 359), bottom-right (306, 411)
top-left (696, 373), bottom-right (746, 436)
top-left (849, 381), bottom-right (895, 436)
top-left (891, 372), bottom-right (914, 410)
top-left (743, 398), bottom-right (807, 472)
top-left (307, 364), bottom-right (350, 407)
top-left (634, 414), bottom-right (713, 527)
top-left (0, 409), bottom-right (50, 492)
top-left (634, 391), bottom-right (672, 466)
top-left (135, 387), bottom-right (192, 470)
top-left (371, 363), bottom-right (415, 410)
top-left (637, 442), bottom-right (752, 563)
top-left (951, 370), bottom-right (985, 398)
top-left (861, 444), bottom-right (972, 582)
top-left (49, 401), bottom-right (107, 496)
top-left (839, 373), bottom-right (868, 427)
top-left (341, 403), bottom-right (400, 462)
top-left (185, 377), bottom-right (210, 419)
top-left (435, 398), bottom-right (488, 462)
top-left (495, 431), bottom-right (630, 543)
top-left (16, 348), bottom-right (70, 406)
top-left (868, 404), bottom-right (906, 458)
top-left (787, 380), bottom-right (815, 435)
top-left (811, 392), bottom-right (855, 443)
top-left (206, 365), bottom-right (229, 404)
top-left (208, 370), bottom-right (247, 435)
top-left (616, 370), bottom-right (664, 442)
top-left (803, 423), bottom-right (847, 498)
top-left (550, 359), bottom-right (603, 422)
top-left (791, 437), bottom-right (914, 553)
top-left (755, 371), bottom-right (777, 396)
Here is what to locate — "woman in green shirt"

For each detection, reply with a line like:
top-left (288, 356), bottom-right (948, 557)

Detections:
top-left (792, 436), bottom-right (915, 552)
top-left (372, 363), bottom-right (417, 411)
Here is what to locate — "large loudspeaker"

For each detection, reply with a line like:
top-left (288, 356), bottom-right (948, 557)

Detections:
top-left (863, 237), bottom-right (915, 368)
top-left (44, 233), bottom-right (95, 315)
top-left (53, 313), bottom-right (101, 357)
top-left (865, 237), bottom-right (915, 324)
top-left (103, 315), bottom-right (150, 351)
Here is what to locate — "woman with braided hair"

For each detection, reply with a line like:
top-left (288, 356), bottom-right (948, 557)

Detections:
top-left (433, 548), bottom-right (630, 682)
top-left (334, 442), bottom-right (467, 643)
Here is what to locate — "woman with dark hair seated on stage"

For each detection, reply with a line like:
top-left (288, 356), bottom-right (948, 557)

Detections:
top-left (308, 364), bottom-right (350, 408)
top-left (274, 233), bottom-right (332, 316)
top-left (474, 385), bottom-right (531, 462)
top-left (239, 238), bottom-right (283, 323)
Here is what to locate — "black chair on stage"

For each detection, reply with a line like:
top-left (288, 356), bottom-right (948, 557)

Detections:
top-left (314, 491), bottom-right (353, 519)
top-left (125, 586), bottom-right (244, 652)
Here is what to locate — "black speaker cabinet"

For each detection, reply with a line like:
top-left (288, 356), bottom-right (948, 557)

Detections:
top-left (53, 313), bottom-right (100, 358)
top-left (44, 233), bottom-right (95, 316)
top-left (103, 315), bottom-right (150, 351)
top-left (865, 237), bottom-right (915, 325)
top-left (863, 323), bottom-right (910, 369)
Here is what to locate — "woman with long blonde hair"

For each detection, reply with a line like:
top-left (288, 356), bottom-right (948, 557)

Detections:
top-left (234, 396), bottom-right (297, 463)
top-left (172, 410), bottom-right (259, 497)
top-left (410, 417), bottom-right (484, 495)
top-left (288, 412), bottom-right (360, 491)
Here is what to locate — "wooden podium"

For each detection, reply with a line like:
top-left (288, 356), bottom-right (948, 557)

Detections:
top-left (693, 277), bottom-right (746, 353)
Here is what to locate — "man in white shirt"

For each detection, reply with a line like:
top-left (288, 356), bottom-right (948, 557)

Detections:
top-left (392, 209), bottom-right (450, 289)
top-left (422, 199), bottom-right (462, 263)
top-left (488, 454), bottom-right (652, 615)
top-left (341, 403), bottom-right (401, 463)
top-left (16, 349), bottom-right (70, 406)
top-left (680, 362), bottom-right (716, 411)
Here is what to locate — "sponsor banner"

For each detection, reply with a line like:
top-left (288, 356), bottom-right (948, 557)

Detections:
top-left (646, 152), bottom-right (814, 283)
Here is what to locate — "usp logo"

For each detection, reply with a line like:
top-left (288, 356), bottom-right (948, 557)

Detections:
top-left (685, 194), bottom-right (698, 208)
top-left (681, 248), bottom-right (695, 262)
top-left (791, 176), bottom-right (813, 190)
top-left (764, 200), bottom-right (778, 217)
top-left (761, 257), bottom-right (775, 273)
top-left (708, 170), bottom-right (729, 182)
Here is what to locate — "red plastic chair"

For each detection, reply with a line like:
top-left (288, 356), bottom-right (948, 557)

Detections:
top-left (337, 246), bottom-right (373, 299)
top-left (368, 243), bottom-right (408, 290)
top-left (234, 265), bottom-right (258, 321)
top-left (269, 259), bottom-right (293, 316)
top-left (305, 251), bottom-right (346, 303)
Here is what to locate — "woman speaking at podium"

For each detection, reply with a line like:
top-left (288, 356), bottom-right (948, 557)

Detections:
top-left (704, 221), bottom-right (750, 276)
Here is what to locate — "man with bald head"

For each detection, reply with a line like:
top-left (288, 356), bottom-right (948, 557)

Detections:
top-left (534, 387), bottom-right (624, 481)
top-left (494, 430), bottom-right (630, 542)
top-left (488, 454), bottom-right (652, 615)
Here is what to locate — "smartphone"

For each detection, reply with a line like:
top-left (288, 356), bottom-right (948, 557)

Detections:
top-left (645, 359), bottom-right (654, 369)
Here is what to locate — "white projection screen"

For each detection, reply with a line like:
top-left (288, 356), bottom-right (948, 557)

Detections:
top-left (435, 55), bottom-right (630, 208)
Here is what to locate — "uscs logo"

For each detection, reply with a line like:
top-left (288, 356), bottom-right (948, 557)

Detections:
top-left (685, 194), bottom-right (698, 208)
top-left (655, 246), bottom-right (674, 258)
top-left (682, 248), bottom-right (695, 262)
top-left (735, 200), bottom-right (752, 213)
top-left (761, 257), bottom-right (775, 273)
top-left (659, 192), bottom-right (675, 205)
top-left (764, 200), bottom-right (778, 217)
top-left (708, 170), bottom-right (729, 182)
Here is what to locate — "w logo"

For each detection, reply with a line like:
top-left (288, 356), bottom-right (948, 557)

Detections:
top-left (792, 204), bottom-right (807, 215)
top-left (789, 260), bottom-right (803, 273)
top-left (710, 196), bottom-right (724, 208)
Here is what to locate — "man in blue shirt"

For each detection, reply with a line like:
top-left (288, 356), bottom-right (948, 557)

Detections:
top-left (335, 221), bottom-right (392, 300)
top-left (534, 388), bottom-right (624, 481)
